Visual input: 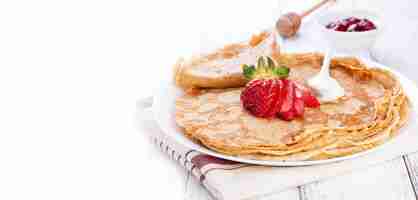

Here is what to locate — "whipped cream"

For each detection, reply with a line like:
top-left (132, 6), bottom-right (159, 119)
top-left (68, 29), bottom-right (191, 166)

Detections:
top-left (308, 50), bottom-right (345, 102)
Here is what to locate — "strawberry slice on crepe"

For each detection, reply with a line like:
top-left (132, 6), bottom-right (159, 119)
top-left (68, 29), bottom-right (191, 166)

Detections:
top-left (240, 56), bottom-right (320, 121)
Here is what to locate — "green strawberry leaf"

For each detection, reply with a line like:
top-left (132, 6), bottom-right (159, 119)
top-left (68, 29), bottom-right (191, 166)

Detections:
top-left (243, 56), bottom-right (290, 80)
top-left (242, 64), bottom-right (256, 79)
top-left (273, 66), bottom-right (290, 78)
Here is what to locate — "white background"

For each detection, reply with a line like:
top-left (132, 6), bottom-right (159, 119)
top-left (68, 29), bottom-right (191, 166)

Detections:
top-left (0, 0), bottom-right (290, 199)
top-left (0, 0), bottom-right (417, 200)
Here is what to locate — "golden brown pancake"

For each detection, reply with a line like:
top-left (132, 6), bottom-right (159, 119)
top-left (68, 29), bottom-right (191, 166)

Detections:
top-left (173, 31), bottom-right (280, 90)
top-left (175, 54), bottom-right (409, 161)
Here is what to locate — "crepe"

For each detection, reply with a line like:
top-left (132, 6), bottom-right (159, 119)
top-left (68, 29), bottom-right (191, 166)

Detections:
top-left (175, 54), bottom-right (410, 161)
top-left (173, 31), bottom-right (280, 90)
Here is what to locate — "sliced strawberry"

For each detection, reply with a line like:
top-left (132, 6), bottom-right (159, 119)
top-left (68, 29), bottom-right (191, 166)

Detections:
top-left (279, 79), bottom-right (294, 113)
top-left (265, 79), bottom-right (283, 118)
top-left (277, 80), bottom-right (297, 121)
top-left (240, 55), bottom-right (295, 119)
top-left (279, 83), bottom-right (303, 121)
top-left (260, 79), bottom-right (276, 118)
top-left (293, 88), bottom-right (305, 117)
top-left (294, 82), bottom-right (320, 108)
top-left (279, 110), bottom-right (296, 121)
top-left (302, 93), bottom-right (320, 108)
top-left (241, 59), bottom-right (320, 120)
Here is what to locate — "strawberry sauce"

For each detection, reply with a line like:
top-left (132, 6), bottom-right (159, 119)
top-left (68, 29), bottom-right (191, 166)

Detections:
top-left (326, 17), bottom-right (376, 32)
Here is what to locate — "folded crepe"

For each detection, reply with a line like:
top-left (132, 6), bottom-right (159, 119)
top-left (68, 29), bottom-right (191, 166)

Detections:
top-left (173, 31), bottom-right (280, 90)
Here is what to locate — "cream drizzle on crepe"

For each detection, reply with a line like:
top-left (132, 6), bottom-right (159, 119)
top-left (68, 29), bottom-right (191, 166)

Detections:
top-left (308, 50), bottom-right (345, 102)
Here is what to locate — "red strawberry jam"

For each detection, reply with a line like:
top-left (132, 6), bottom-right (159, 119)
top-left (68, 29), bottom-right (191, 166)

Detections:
top-left (326, 17), bottom-right (376, 32)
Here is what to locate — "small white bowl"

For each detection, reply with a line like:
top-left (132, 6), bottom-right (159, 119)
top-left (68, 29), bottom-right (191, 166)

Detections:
top-left (317, 10), bottom-right (382, 53)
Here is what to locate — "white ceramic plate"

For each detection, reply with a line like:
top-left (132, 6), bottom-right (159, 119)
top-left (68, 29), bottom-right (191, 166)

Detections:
top-left (153, 59), bottom-right (418, 166)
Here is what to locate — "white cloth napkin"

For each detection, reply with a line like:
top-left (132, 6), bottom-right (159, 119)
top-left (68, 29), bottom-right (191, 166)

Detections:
top-left (137, 95), bottom-right (418, 200)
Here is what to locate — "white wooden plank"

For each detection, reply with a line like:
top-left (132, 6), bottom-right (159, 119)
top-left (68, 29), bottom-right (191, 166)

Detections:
top-left (184, 172), bottom-right (300, 200)
top-left (300, 157), bottom-right (415, 200)
top-left (403, 153), bottom-right (418, 198)
top-left (258, 188), bottom-right (300, 200)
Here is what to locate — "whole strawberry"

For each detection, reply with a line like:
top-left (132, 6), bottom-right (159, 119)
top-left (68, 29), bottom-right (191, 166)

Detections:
top-left (241, 56), bottom-right (320, 120)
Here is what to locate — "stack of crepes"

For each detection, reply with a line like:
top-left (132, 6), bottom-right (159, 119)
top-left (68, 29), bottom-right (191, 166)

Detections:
top-left (173, 31), bottom-right (410, 161)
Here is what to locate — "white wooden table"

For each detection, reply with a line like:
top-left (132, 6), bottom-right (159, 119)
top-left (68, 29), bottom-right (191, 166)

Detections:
top-left (141, 0), bottom-right (418, 199)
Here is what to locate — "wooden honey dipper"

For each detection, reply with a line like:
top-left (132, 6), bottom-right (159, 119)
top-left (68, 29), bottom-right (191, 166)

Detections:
top-left (276, 0), bottom-right (336, 38)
